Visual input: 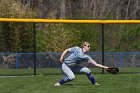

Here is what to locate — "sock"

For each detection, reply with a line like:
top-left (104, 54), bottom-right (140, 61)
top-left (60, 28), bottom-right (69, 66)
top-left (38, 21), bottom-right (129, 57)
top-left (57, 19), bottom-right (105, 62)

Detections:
top-left (59, 76), bottom-right (71, 85)
top-left (87, 72), bottom-right (96, 84)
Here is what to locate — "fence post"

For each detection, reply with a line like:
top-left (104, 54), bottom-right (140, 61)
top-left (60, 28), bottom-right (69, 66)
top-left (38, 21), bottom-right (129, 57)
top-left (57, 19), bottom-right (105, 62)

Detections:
top-left (33, 23), bottom-right (36, 75)
top-left (119, 52), bottom-right (123, 66)
top-left (16, 53), bottom-right (19, 69)
top-left (101, 24), bottom-right (105, 73)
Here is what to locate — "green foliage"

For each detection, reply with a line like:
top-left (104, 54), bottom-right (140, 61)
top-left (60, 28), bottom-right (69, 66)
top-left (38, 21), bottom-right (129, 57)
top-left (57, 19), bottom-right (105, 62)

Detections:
top-left (36, 23), bottom-right (101, 52)
top-left (67, 24), bottom-right (101, 51)
top-left (101, 24), bottom-right (140, 52)
top-left (0, 0), bottom-right (36, 52)
top-left (0, 0), bottom-right (139, 52)
top-left (39, 24), bottom-right (81, 52)
top-left (119, 25), bottom-right (140, 51)
top-left (103, 24), bottom-right (123, 52)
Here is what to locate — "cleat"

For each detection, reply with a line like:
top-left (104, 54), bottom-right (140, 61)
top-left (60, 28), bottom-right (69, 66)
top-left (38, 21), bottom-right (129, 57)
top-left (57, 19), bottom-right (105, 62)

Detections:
top-left (94, 82), bottom-right (100, 85)
top-left (54, 82), bottom-right (61, 86)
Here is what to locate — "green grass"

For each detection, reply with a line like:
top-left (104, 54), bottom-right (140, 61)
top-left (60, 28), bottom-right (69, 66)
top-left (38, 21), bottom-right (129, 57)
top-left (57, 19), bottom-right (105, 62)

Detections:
top-left (0, 73), bottom-right (140, 93)
top-left (0, 67), bottom-right (140, 76)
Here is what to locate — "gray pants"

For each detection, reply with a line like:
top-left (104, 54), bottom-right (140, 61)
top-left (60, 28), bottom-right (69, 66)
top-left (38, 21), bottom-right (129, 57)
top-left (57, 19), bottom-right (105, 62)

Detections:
top-left (62, 63), bottom-right (91, 80)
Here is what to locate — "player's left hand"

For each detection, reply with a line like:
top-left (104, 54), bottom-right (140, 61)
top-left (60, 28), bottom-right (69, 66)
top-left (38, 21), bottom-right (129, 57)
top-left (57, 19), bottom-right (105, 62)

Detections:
top-left (106, 67), bottom-right (119, 74)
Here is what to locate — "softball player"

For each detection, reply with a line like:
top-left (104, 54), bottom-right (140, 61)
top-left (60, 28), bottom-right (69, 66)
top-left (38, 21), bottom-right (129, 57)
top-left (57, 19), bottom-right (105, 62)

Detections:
top-left (54, 42), bottom-right (108, 86)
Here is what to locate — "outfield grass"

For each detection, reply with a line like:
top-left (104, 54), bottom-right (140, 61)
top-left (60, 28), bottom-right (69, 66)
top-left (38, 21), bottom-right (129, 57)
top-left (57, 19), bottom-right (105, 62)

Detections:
top-left (0, 73), bottom-right (140, 93)
top-left (0, 67), bottom-right (140, 76)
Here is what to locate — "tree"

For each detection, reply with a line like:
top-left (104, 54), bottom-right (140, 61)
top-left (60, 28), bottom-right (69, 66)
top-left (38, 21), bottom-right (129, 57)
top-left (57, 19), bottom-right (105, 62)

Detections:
top-left (0, 0), bottom-right (36, 52)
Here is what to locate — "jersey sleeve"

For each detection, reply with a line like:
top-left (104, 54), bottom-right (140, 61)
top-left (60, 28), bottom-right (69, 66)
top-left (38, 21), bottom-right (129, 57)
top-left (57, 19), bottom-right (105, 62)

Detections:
top-left (68, 46), bottom-right (79, 52)
top-left (83, 54), bottom-right (93, 63)
top-left (68, 47), bottom-right (93, 63)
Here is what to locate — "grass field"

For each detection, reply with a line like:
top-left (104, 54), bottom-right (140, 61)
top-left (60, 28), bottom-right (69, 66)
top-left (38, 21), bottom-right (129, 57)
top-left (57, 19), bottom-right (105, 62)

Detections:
top-left (0, 67), bottom-right (140, 75)
top-left (0, 73), bottom-right (140, 93)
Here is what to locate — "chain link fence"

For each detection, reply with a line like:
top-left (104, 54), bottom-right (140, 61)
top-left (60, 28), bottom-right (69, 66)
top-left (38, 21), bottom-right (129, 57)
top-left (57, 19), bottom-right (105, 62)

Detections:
top-left (0, 52), bottom-right (139, 76)
top-left (0, 22), bottom-right (140, 76)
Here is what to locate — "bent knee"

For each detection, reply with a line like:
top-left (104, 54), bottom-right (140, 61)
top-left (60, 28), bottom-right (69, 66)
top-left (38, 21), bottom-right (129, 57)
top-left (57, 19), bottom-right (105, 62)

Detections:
top-left (69, 75), bottom-right (75, 80)
top-left (81, 67), bottom-right (91, 74)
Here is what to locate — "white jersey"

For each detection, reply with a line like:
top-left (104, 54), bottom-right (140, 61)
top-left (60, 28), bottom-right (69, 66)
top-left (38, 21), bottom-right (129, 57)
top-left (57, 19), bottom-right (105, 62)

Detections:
top-left (64, 46), bottom-right (92, 67)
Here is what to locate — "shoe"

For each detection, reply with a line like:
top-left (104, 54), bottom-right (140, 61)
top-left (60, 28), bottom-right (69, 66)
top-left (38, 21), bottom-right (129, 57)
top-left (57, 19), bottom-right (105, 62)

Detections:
top-left (94, 82), bottom-right (100, 85)
top-left (54, 82), bottom-right (61, 86)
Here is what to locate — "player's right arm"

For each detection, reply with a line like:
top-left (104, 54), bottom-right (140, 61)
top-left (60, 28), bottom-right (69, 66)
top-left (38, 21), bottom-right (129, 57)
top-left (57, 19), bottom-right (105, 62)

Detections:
top-left (60, 46), bottom-right (78, 62)
top-left (60, 48), bottom-right (69, 62)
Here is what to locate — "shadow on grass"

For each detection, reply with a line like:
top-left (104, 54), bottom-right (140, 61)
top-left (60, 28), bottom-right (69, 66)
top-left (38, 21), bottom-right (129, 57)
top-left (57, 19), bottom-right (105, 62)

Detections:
top-left (63, 83), bottom-right (92, 86)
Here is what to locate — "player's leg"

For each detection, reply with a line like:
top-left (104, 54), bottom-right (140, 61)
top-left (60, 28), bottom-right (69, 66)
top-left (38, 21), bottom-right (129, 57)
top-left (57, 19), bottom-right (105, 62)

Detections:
top-left (55, 63), bottom-right (75, 86)
top-left (74, 66), bottom-right (99, 85)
